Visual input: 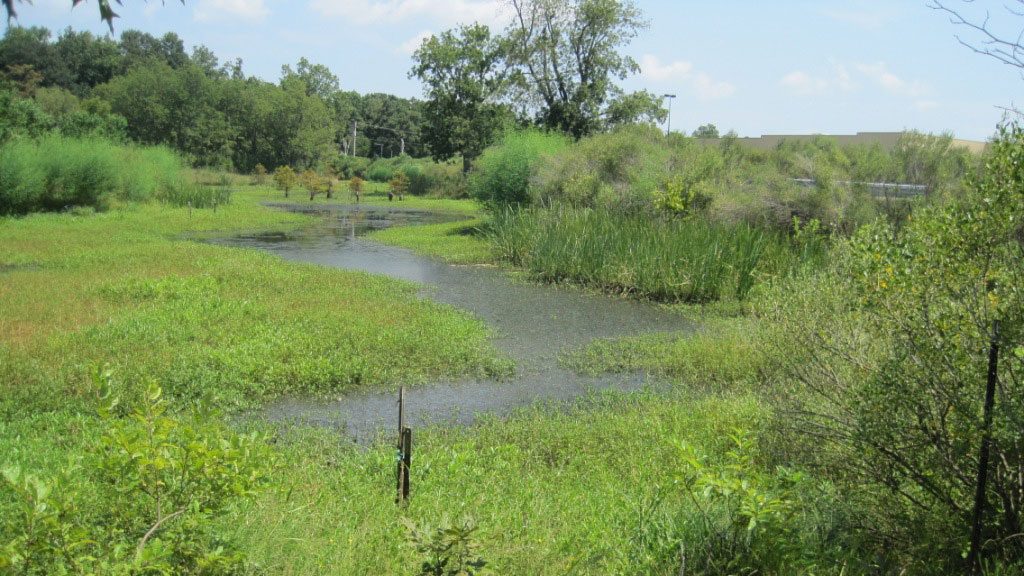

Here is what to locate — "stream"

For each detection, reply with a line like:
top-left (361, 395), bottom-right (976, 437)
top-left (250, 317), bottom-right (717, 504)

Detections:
top-left (212, 203), bottom-right (695, 442)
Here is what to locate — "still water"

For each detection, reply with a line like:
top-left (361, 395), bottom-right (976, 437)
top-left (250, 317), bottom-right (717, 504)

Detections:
top-left (213, 204), bottom-right (693, 441)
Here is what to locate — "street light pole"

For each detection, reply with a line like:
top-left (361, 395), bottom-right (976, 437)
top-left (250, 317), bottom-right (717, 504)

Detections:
top-left (661, 93), bottom-right (676, 136)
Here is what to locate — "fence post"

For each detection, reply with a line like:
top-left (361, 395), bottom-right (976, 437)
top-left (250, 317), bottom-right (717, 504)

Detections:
top-left (967, 319), bottom-right (1000, 575)
top-left (396, 387), bottom-right (411, 504)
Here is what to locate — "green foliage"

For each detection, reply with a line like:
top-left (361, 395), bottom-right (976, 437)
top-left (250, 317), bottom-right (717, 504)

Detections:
top-left (1, 377), bottom-right (272, 574)
top-left (505, 0), bottom-right (648, 137)
top-left (773, 124), bottom-right (1024, 569)
top-left (0, 135), bottom-right (202, 214)
top-left (330, 155), bottom-right (370, 179)
top-left (488, 207), bottom-right (825, 302)
top-left (273, 165), bottom-right (297, 197)
top-left (676, 431), bottom-right (820, 575)
top-left (470, 129), bottom-right (569, 206)
top-left (411, 24), bottom-right (511, 169)
top-left (405, 519), bottom-right (490, 576)
top-left (251, 163), bottom-right (267, 185)
top-left (692, 123), bottom-right (720, 139)
top-left (389, 171), bottom-right (410, 198)
top-left (348, 175), bottom-right (365, 196)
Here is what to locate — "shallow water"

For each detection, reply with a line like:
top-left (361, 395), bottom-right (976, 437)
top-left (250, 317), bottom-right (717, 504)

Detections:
top-left (213, 203), bottom-right (694, 442)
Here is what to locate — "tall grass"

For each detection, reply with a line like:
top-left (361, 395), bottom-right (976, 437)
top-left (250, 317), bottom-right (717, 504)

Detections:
top-left (0, 136), bottom-right (224, 215)
top-left (488, 207), bottom-right (826, 303)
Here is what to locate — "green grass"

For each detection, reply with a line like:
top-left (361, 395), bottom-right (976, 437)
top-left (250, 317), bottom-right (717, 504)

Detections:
top-left (488, 207), bottom-right (827, 303)
top-left (561, 315), bottom-right (776, 388)
top-left (224, 390), bottom-right (854, 575)
top-left (367, 218), bottom-right (493, 264)
top-left (0, 136), bottom-right (217, 214)
top-left (0, 187), bottom-right (509, 415)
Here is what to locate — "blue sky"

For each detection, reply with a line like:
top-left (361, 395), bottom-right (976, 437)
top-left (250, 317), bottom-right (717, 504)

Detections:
top-left (13, 0), bottom-right (1021, 140)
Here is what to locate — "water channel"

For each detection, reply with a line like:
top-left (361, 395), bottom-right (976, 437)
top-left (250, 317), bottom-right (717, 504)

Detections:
top-left (213, 204), bottom-right (695, 442)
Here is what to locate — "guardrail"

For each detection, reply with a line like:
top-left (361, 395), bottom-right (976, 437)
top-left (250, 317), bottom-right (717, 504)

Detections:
top-left (792, 178), bottom-right (928, 198)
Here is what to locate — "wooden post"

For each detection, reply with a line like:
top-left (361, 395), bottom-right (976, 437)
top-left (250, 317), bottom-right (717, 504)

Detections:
top-left (967, 319), bottom-right (1000, 575)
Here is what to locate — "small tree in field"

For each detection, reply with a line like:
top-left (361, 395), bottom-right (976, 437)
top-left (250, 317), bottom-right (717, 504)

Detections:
top-left (252, 163), bottom-right (267, 186)
top-left (273, 166), bottom-right (297, 198)
top-left (349, 176), bottom-right (364, 203)
top-left (300, 169), bottom-right (325, 201)
top-left (389, 172), bottom-right (409, 201)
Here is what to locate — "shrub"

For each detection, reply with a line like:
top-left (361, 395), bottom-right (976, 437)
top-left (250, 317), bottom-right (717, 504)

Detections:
top-left (774, 124), bottom-right (1024, 569)
top-left (330, 155), bottom-right (370, 179)
top-left (252, 163), bottom-right (267, 185)
top-left (0, 377), bottom-right (272, 574)
top-left (470, 129), bottom-right (569, 207)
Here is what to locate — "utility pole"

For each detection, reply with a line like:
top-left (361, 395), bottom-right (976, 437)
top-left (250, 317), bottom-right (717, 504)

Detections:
top-left (400, 137), bottom-right (405, 156)
top-left (351, 121), bottom-right (358, 157)
top-left (662, 94), bottom-right (676, 136)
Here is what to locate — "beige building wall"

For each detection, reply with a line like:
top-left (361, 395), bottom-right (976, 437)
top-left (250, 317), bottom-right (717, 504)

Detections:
top-left (699, 132), bottom-right (989, 154)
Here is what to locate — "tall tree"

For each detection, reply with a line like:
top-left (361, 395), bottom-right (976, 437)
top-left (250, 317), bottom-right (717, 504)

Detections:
top-left (411, 24), bottom-right (511, 171)
top-left (506, 0), bottom-right (646, 138)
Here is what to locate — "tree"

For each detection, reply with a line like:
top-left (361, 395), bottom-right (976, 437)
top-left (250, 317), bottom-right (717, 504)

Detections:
top-left (273, 165), bottom-right (297, 198)
top-left (692, 123), bottom-right (720, 139)
top-left (348, 176), bottom-right (364, 202)
top-left (506, 0), bottom-right (647, 138)
top-left (411, 24), bottom-right (512, 172)
top-left (300, 169), bottom-right (326, 200)
top-left (389, 171), bottom-right (409, 200)
top-left (931, 1), bottom-right (1024, 71)
top-left (603, 89), bottom-right (666, 129)
top-left (281, 57), bottom-right (340, 100)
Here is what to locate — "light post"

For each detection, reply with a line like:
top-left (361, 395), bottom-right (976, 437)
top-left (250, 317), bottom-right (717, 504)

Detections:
top-left (661, 93), bottom-right (676, 136)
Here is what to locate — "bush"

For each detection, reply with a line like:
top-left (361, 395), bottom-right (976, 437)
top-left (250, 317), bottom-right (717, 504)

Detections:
top-left (772, 124), bottom-right (1024, 570)
top-left (0, 376), bottom-right (272, 574)
top-left (470, 129), bottom-right (569, 206)
top-left (330, 155), bottom-right (370, 179)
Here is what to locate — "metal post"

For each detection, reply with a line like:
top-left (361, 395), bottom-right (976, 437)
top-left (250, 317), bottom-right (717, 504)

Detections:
top-left (396, 386), bottom-right (410, 504)
top-left (662, 93), bottom-right (676, 136)
top-left (967, 319), bottom-right (1000, 574)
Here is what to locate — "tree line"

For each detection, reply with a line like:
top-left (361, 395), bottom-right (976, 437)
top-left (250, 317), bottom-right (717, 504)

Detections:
top-left (0, 26), bottom-right (427, 171)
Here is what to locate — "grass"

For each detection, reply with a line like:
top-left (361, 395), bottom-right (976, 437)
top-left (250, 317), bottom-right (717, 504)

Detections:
top-left (367, 218), bottom-right (493, 264)
top-left (0, 187), bottom-right (509, 415)
top-left (0, 136), bottom-right (219, 214)
top-left (488, 207), bottom-right (827, 303)
top-left (561, 314), bottom-right (776, 388)
top-left (223, 390), bottom-right (831, 575)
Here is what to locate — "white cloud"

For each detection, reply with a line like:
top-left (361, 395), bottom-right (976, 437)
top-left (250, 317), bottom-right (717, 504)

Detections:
top-left (640, 54), bottom-right (693, 82)
top-left (194, 0), bottom-right (269, 22)
top-left (640, 54), bottom-right (733, 101)
top-left (398, 30), bottom-right (434, 55)
top-left (855, 61), bottom-right (927, 97)
top-left (779, 71), bottom-right (828, 95)
top-left (692, 72), bottom-right (735, 100)
top-left (310, 0), bottom-right (505, 27)
top-left (779, 63), bottom-right (855, 96)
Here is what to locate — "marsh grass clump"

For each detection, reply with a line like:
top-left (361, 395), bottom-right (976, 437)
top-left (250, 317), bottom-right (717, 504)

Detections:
top-left (489, 207), bottom-right (825, 303)
top-left (0, 136), bottom-right (219, 215)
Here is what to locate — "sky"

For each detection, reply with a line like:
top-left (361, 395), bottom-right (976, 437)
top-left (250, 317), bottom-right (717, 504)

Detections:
top-left (10, 0), bottom-right (1022, 140)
